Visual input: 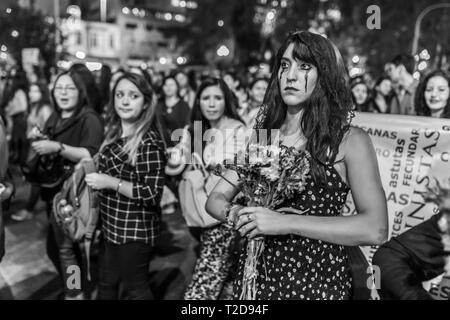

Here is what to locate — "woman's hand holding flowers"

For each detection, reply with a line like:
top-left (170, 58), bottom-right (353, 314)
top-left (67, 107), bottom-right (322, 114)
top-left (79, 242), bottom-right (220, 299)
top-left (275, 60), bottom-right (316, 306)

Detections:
top-left (235, 206), bottom-right (288, 239)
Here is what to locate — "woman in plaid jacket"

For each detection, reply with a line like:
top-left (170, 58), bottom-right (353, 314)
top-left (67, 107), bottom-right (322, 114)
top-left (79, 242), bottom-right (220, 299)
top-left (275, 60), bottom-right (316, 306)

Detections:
top-left (85, 72), bottom-right (166, 300)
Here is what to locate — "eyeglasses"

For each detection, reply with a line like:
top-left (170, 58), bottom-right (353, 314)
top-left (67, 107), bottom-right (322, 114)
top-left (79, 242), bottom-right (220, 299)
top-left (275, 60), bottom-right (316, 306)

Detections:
top-left (54, 86), bottom-right (78, 93)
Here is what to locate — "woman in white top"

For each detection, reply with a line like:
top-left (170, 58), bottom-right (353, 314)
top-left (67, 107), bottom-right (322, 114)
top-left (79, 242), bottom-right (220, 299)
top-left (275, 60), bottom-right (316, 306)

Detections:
top-left (169, 77), bottom-right (247, 299)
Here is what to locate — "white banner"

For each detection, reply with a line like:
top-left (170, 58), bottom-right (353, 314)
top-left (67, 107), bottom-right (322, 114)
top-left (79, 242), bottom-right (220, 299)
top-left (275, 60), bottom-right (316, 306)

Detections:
top-left (348, 112), bottom-right (450, 299)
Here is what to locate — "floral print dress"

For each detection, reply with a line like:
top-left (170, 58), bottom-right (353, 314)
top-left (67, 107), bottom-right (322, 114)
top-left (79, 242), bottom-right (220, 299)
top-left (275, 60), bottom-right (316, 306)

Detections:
top-left (234, 165), bottom-right (352, 300)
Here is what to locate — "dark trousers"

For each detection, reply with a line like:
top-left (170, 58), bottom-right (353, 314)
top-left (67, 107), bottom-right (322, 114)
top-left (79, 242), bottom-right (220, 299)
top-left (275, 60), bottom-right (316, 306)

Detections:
top-left (45, 201), bottom-right (84, 298)
top-left (25, 183), bottom-right (41, 212)
top-left (98, 241), bottom-right (154, 300)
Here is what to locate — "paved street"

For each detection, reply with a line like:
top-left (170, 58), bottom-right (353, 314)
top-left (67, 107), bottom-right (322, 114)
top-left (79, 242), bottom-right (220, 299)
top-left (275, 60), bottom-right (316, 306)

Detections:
top-left (0, 166), bottom-right (198, 300)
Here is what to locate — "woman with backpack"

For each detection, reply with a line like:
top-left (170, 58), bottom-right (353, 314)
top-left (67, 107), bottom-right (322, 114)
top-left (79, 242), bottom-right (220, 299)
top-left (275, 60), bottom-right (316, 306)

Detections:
top-left (84, 72), bottom-right (166, 300)
top-left (31, 66), bottom-right (104, 299)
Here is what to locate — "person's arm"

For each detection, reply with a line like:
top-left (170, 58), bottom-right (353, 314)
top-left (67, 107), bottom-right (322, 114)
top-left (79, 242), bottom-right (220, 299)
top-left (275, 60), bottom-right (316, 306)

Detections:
top-left (372, 214), bottom-right (445, 300)
top-left (32, 113), bottom-right (104, 162)
top-left (31, 140), bottom-right (91, 163)
top-left (206, 169), bottom-right (243, 223)
top-left (236, 127), bottom-right (388, 246)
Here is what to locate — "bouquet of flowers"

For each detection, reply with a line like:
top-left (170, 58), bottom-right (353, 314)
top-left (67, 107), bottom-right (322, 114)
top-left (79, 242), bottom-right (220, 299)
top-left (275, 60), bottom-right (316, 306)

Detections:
top-left (422, 179), bottom-right (450, 274)
top-left (215, 143), bottom-right (311, 299)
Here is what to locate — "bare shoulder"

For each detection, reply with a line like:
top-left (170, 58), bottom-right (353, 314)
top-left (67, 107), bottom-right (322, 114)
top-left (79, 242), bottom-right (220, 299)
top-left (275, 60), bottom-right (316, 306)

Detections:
top-left (337, 127), bottom-right (372, 159)
top-left (341, 126), bottom-right (375, 160)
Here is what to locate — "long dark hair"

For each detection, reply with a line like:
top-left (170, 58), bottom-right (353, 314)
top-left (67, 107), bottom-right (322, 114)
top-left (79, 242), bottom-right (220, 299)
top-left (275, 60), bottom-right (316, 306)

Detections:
top-left (69, 63), bottom-right (101, 114)
top-left (189, 77), bottom-right (244, 150)
top-left (102, 72), bottom-right (165, 165)
top-left (98, 64), bottom-right (112, 107)
top-left (261, 30), bottom-right (353, 184)
top-left (414, 70), bottom-right (450, 118)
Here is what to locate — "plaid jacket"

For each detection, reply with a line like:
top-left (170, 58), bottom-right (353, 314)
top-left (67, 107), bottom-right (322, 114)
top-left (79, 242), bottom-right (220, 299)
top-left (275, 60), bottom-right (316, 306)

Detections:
top-left (98, 129), bottom-right (166, 245)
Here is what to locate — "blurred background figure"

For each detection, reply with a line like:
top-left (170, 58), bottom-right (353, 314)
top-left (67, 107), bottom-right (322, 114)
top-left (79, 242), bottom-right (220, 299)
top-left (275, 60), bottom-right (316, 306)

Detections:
top-left (384, 54), bottom-right (418, 116)
top-left (11, 82), bottom-right (53, 222)
top-left (414, 70), bottom-right (450, 119)
top-left (175, 70), bottom-right (196, 109)
top-left (157, 75), bottom-right (191, 148)
top-left (370, 76), bottom-right (394, 113)
top-left (350, 76), bottom-right (373, 112)
top-left (2, 68), bottom-right (29, 166)
top-left (240, 77), bottom-right (269, 127)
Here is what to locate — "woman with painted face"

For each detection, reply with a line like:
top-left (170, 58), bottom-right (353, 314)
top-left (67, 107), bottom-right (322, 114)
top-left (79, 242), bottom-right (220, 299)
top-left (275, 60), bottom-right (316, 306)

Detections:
top-left (206, 31), bottom-right (388, 300)
top-left (414, 70), bottom-right (450, 119)
top-left (84, 72), bottom-right (166, 300)
top-left (31, 67), bottom-right (104, 299)
top-left (170, 77), bottom-right (246, 300)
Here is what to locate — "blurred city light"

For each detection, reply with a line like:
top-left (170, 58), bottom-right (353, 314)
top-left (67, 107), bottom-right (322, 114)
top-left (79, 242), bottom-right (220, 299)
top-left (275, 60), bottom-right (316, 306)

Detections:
top-left (419, 49), bottom-right (430, 60)
top-left (0, 52), bottom-right (8, 60)
top-left (418, 61), bottom-right (427, 71)
top-left (67, 5), bottom-right (82, 18)
top-left (349, 67), bottom-right (363, 77)
top-left (6, 8), bottom-right (11, 14)
top-left (177, 56), bottom-right (187, 64)
top-left (159, 57), bottom-right (168, 64)
top-left (165, 13), bottom-right (173, 21)
top-left (86, 62), bottom-right (103, 71)
top-left (326, 8), bottom-right (342, 22)
top-left (139, 9), bottom-right (146, 18)
top-left (264, 50), bottom-right (272, 61)
top-left (352, 55), bottom-right (360, 64)
top-left (414, 54), bottom-right (420, 61)
top-left (1, 45), bottom-right (7, 52)
top-left (174, 14), bottom-right (186, 22)
top-left (122, 7), bottom-right (130, 14)
top-left (75, 51), bottom-right (86, 59)
top-left (218, 20), bottom-right (224, 27)
top-left (280, 0), bottom-right (287, 8)
top-left (413, 71), bottom-right (421, 80)
top-left (266, 11), bottom-right (275, 21)
top-left (57, 60), bottom-right (72, 70)
top-left (132, 8), bottom-right (139, 16)
top-left (11, 30), bottom-right (19, 38)
top-left (141, 63), bottom-right (148, 69)
top-left (217, 45), bottom-right (230, 57)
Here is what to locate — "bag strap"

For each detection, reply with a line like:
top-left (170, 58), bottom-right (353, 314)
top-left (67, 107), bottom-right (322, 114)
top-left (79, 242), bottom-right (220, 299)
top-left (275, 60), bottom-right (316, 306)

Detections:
top-left (191, 152), bottom-right (208, 178)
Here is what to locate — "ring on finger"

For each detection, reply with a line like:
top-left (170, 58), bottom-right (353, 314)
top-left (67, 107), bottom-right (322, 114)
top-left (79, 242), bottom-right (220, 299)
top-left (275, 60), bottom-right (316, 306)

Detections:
top-left (247, 214), bottom-right (252, 222)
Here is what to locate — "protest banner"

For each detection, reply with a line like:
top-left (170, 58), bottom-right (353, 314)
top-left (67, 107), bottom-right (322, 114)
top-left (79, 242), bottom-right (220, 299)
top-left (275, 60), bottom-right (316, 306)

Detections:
top-left (348, 112), bottom-right (450, 299)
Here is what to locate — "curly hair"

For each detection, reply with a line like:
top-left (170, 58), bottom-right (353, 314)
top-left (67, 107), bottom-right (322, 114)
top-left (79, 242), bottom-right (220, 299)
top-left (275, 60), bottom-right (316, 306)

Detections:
top-left (414, 70), bottom-right (450, 118)
top-left (259, 30), bottom-right (354, 184)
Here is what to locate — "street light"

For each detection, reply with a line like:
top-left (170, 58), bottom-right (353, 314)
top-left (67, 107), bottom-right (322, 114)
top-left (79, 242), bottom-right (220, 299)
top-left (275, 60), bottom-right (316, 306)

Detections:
top-left (411, 3), bottom-right (450, 55)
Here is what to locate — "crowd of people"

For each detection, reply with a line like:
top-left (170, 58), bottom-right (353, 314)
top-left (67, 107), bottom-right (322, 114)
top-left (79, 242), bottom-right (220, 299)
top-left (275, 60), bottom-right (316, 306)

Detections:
top-left (0, 29), bottom-right (449, 300)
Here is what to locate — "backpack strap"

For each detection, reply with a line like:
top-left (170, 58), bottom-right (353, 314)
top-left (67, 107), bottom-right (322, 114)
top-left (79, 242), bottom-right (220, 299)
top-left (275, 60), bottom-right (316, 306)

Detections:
top-left (81, 159), bottom-right (98, 282)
